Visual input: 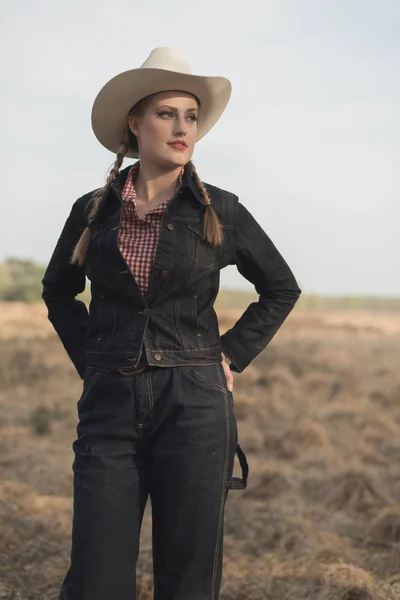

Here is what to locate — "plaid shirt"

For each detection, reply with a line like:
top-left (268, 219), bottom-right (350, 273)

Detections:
top-left (118, 161), bottom-right (184, 294)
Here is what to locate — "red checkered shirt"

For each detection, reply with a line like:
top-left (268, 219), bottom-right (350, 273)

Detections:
top-left (118, 161), bottom-right (184, 295)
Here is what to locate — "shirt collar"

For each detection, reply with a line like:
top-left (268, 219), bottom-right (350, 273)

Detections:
top-left (112, 162), bottom-right (205, 206)
top-left (121, 161), bottom-right (140, 202)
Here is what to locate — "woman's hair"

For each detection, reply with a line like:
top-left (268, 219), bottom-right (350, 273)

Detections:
top-left (70, 92), bottom-right (223, 267)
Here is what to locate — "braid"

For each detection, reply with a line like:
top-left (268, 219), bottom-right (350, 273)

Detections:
top-left (188, 160), bottom-right (223, 246)
top-left (70, 142), bottom-right (127, 267)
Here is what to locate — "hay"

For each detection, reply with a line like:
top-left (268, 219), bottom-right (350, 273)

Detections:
top-left (244, 466), bottom-right (291, 500)
top-left (256, 365), bottom-right (298, 389)
top-left (232, 391), bottom-right (258, 421)
top-left (264, 421), bottom-right (330, 459)
top-left (3, 305), bottom-right (400, 598)
top-left (315, 563), bottom-right (379, 600)
top-left (318, 586), bottom-right (375, 600)
top-left (322, 563), bottom-right (376, 589)
top-left (367, 507), bottom-right (400, 545)
top-left (301, 468), bottom-right (390, 514)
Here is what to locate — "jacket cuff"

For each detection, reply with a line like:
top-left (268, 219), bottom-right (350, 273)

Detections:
top-left (220, 335), bottom-right (247, 373)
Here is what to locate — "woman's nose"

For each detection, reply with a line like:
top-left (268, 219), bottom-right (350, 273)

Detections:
top-left (174, 118), bottom-right (187, 136)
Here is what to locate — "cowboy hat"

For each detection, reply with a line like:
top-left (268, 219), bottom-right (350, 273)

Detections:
top-left (91, 47), bottom-right (232, 159)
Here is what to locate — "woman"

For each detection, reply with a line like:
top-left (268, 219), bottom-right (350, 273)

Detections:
top-left (42, 47), bottom-right (301, 600)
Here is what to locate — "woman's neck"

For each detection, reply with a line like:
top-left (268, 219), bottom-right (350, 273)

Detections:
top-left (134, 161), bottom-right (183, 205)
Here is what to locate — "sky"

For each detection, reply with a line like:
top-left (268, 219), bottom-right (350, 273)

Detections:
top-left (1, 0), bottom-right (399, 296)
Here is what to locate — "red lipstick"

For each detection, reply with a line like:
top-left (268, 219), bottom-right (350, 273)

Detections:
top-left (167, 140), bottom-right (187, 150)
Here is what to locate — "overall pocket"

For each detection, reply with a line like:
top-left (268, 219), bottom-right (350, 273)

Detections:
top-left (182, 363), bottom-right (226, 393)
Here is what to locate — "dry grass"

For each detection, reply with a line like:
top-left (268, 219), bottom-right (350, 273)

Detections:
top-left (1, 303), bottom-right (400, 599)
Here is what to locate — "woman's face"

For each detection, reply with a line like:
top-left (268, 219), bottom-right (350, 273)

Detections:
top-left (128, 91), bottom-right (199, 168)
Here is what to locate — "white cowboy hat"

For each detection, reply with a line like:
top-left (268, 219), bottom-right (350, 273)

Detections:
top-left (91, 47), bottom-right (232, 159)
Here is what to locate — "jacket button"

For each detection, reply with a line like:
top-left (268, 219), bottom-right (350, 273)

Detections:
top-left (153, 353), bottom-right (162, 361)
top-left (167, 223), bottom-right (174, 230)
top-left (160, 269), bottom-right (169, 278)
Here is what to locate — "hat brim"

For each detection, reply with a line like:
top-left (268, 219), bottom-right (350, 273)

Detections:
top-left (91, 68), bottom-right (232, 159)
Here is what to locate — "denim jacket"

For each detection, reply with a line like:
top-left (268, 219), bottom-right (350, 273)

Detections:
top-left (41, 164), bottom-right (301, 379)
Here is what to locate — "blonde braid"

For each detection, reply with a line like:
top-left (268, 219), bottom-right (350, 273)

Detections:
top-left (70, 142), bottom-right (127, 267)
top-left (187, 160), bottom-right (223, 246)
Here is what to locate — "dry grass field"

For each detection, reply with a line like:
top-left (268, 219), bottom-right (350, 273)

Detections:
top-left (1, 301), bottom-right (400, 599)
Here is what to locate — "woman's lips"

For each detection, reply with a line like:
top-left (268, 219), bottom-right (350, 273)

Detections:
top-left (167, 143), bottom-right (187, 151)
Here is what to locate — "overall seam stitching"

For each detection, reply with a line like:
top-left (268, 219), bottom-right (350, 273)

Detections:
top-left (211, 363), bottom-right (230, 599)
top-left (147, 371), bottom-right (154, 415)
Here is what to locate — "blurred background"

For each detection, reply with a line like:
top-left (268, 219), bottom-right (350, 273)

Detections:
top-left (1, 1), bottom-right (399, 599)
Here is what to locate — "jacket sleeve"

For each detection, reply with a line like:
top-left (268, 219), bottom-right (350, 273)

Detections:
top-left (220, 196), bottom-right (301, 373)
top-left (41, 197), bottom-right (89, 380)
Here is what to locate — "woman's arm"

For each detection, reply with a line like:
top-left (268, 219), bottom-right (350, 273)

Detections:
top-left (41, 196), bottom-right (90, 379)
top-left (220, 196), bottom-right (301, 373)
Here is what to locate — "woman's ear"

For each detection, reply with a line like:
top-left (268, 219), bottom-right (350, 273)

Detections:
top-left (128, 116), bottom-right (140, 138)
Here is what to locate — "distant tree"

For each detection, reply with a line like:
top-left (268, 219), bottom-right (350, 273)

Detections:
top-left (0, 258), bottom-right (45, 302)
top-left (0, 257), bottom-right (91, 303)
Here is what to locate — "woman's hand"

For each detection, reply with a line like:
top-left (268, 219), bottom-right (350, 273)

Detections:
top-left (221, 352), bottom-right (234, 392)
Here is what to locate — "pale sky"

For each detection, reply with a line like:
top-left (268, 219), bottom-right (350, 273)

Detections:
top-left (1, 0), bottom-right (399, 296)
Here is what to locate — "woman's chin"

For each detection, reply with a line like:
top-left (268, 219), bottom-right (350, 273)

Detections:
top-left (140, 147), bottom-right (193, 169)
top-left (159, 153), bottom-right (191, 170)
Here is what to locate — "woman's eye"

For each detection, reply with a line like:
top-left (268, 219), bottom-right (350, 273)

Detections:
top-left (158, 111), bottom-right (197, 121)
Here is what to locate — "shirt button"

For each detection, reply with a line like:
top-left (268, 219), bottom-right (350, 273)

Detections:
top-left (160, 269), bottom-right (169, 278)
top-left (166, 223), bottom-right (174, 230)
top-left (153, 353), bottom-right (162, 361)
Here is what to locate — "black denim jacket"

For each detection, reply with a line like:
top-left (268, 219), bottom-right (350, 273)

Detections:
top-left (41, 164), bottom-right (301, 379)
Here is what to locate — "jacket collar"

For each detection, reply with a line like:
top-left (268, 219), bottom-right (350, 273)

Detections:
top-left (111, 162), bottom-right (205, 206)
top-left (181, 163), bottom-right (205, 205)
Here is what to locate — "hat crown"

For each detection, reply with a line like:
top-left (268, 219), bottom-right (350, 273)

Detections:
top-left (140, 47), bottom-right (192, 75)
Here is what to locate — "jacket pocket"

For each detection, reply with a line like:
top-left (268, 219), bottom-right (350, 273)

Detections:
top-left (185, 220), bottom-right (221, 269)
